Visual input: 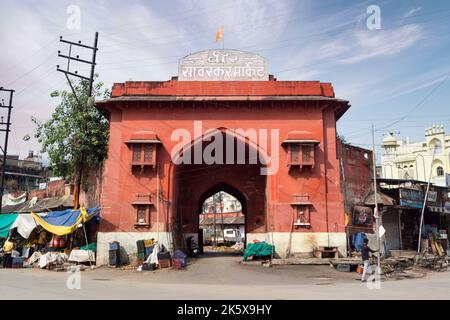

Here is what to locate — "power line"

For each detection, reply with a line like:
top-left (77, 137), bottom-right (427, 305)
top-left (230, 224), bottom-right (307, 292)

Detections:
top-left (377, 72), bottom-right (450, 131)
top-left (0, 38), bottom-right (57, 75)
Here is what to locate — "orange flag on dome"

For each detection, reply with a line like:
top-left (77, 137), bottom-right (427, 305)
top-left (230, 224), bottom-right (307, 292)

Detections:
top-left (215, 25), bottom-right (224, 42)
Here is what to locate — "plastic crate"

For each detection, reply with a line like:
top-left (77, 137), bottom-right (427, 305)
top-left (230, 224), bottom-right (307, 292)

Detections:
top-left (336, 264), bottom-right (351, 272)
top-left (11, 257), bottom-right (24, 268)
top-left (145, 246), bottom-right (154, 259)
top-left (159, 258), bottom-right (171, 268)
top-left (136, 240), bottom-right (145, 252)
top-left (158, 251), bottom-right (171, 260)
top-left (137, 252), bottom-right (145, 260)
top-left (144, 239), bottom-right (155, 247)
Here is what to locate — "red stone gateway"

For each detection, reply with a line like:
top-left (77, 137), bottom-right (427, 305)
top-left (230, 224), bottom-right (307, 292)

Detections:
top-left (95, 50), bottom-right (350, 265)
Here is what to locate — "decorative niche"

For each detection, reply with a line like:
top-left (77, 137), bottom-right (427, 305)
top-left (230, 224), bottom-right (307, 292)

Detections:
top-left (291, 194), bottom-right (313, 229)
top-left (132, 193), bottom-right (153, 228)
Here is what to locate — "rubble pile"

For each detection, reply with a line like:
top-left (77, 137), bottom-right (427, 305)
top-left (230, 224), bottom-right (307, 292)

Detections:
top-left (413, 234), bottom-right (449, 272)
top-left (415, 254), bottom-right (448, 271)
top-left (381, 257), bottom-right (414, 274)
top-left (380, 257), bottom-right (426, 279)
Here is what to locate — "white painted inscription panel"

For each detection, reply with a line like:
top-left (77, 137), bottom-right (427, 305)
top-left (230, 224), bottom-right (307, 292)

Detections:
top-left (178, 50), bottom-right (269, 81)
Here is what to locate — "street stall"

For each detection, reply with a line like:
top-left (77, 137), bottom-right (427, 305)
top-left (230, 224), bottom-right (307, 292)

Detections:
top-left (0, 207), bottom-right (100, 270)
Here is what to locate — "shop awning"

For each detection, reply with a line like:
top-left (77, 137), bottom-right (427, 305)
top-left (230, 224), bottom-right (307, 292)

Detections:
top-left (364, 191), bottom-right (396, 206)
top-left (31, 207), bottom-right (100, 236)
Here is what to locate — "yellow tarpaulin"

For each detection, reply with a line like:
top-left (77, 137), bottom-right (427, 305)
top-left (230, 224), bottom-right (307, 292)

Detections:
top-left (31, 207), bottom-right (97, 236)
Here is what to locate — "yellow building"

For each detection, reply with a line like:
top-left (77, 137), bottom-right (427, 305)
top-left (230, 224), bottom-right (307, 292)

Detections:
top-left (381, 125), bottom-right (449, 187)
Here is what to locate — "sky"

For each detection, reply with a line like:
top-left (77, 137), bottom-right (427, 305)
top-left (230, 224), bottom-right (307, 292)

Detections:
top-left (1, 0), bottom-right (450, 162)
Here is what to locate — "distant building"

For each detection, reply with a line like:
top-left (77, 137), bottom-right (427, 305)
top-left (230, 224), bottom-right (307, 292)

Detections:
top-left (0, 151), bottom-right (46, 193)
top-left (202, 192), bottom-right (242, 214)
top-left (381, 125), bottom-right (450, 187)
top-left (200, 191), bottom-right (245, 244)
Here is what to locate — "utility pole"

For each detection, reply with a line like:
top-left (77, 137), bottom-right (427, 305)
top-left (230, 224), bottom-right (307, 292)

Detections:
top-left (371, 124), bottom-right (381, 274)
top-left (213, 194), bottom-right (217, 246)
top-left (57, 32), bottom-right (99, 209)
top-left (0, 87), bottom-right (14, 214)
top-left (417, 146), bottom-right (437, 254)
top-left (219, 191), bottom-right (225, 243)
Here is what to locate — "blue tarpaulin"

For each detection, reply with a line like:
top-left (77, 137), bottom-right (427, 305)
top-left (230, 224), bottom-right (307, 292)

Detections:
top-left (32, 207), bottom-right (100, 236)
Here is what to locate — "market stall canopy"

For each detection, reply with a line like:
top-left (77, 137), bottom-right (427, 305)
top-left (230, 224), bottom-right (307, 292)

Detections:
top-left (364, 191), bottom-right (395, 206)
top-left (10, 213), bottom-right (47, 239)
top-left (0, 214), bottom-right (18, 238)
top-left (31, 207), bottom-right (100, 236)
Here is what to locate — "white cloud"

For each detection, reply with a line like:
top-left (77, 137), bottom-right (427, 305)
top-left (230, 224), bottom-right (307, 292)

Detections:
top-left (404, 7), bottom-right (421, 18)
top-left (376, 69), bottom-right (450, 102)
top-left (318, 25), bottom-right (424, 64)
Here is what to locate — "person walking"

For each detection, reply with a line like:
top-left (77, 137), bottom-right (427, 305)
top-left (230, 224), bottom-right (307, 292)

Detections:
top-left (2, 239), bottom-right (14, 268)
top-left (361, 238), bottom-right (378, 282)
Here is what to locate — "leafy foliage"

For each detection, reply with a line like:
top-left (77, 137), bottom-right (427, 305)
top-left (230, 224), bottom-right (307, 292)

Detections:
top-left (33, 76), bottom-right (109, 182)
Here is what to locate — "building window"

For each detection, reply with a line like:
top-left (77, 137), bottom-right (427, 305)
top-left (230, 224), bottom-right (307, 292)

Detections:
top-left (290, 144), bottom-right (300, 164)
top-left (430, 139), bottom-right (443, 154)
top-left (287, 143), bottom-right (316, 169)
top-left (302, 145), bottom-right (311, 163)
top-left (437, 166), bottom-right (444, 176)
top-left (144, 144), bottom-right (153, 163)
top-left (128, 142), bottom-right (158, 169)
top-left (132, 144), bottom-right (141, 162)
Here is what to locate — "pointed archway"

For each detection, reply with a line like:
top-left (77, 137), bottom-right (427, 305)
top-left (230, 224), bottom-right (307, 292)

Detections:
top-left (198, 183), bottom-right (247, 252)
top-left (171, 129), bottom-right (268, 253)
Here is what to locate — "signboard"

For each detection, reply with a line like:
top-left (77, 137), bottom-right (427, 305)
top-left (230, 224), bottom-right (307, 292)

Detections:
top-left (444, 201), bottom-right (450, 213)
top-left (178, 50), bottom-right (269, 81)
top-left (352, 205), bottom-right (373, 226)
top-left (427, 190), bottom-right (438, 203)
top-left (378, 225), bottom-right (386, 238)
top-left (399, 188), bottom-right (424, 209)
top-left (443, 191), bottom-right (450, 213)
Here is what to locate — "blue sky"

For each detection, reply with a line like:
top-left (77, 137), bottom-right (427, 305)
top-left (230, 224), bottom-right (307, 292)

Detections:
top-left (1, 0), bottom-right (450, 160)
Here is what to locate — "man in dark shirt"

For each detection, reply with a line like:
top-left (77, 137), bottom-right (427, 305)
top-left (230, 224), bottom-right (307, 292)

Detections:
top-left (361, 238), bottom-right (378, 282)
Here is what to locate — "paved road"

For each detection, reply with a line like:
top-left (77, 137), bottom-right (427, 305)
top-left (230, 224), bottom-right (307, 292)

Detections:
top-left (1, 253), bottom-right (449, 299)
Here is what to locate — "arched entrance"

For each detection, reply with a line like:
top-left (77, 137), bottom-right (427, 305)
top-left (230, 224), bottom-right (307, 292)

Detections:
top-left (198, 184), bottom-right (246, 253)
top-left (171, 129), bottom-right (268, 254)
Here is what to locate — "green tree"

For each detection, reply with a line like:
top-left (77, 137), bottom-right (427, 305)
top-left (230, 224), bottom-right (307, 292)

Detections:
top-left (33, 76), bottom-right (109, 187)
